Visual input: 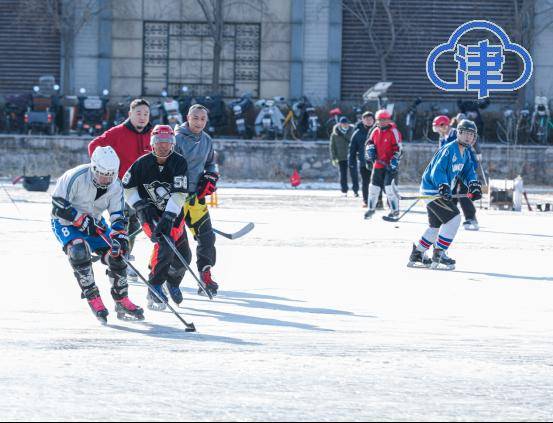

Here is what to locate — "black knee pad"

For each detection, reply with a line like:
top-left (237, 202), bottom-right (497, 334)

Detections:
top-left (107, 254), bottom-right (127, 275)
top-left (167, 265), bottom-right (186, 286)
top-left (197, 228), bottom-right (216, 247)
top-left (66, 239), bottom-right (92, 268)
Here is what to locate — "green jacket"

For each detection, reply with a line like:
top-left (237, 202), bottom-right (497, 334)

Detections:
top-left (329, 124), bottom-right (354, 161)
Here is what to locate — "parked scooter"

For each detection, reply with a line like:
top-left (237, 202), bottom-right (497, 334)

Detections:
top-left (177, 86), bottom-right (194, 118)
top-left (305, 102), bottom-right (320, 140)
top-left (255, 97), bottom-right (285, 139)
top-left (530, 96), bottom-right (551, 144)
top-left (112, 95), bottom-right (131, 127)
top-left (229, 92), bottom-right (254, 138)
top-left (76, 88), bottom-right (110, 136)
top-left (2, 93), bottom-right (29, 133)
top-left (161, 89), bottom-right (183, 129)
top-left (24, 76), bottom-right (60, 135)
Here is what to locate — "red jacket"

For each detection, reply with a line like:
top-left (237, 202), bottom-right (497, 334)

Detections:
top-left (88, 120), bottom-right (152, 179)
top-left (368, 124), bottom-right (402, 169)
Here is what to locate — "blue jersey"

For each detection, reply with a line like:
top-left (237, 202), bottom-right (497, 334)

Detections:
top-left (421, 140), bottom-right (478, 195)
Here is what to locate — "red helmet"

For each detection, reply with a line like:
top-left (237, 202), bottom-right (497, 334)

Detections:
top-left (432, 115), bottom-right (450, 127)
top-left (151, 124), bottom-right (176, 145)
top-left (375, 109), bottom-right (392, 120)
top-left (150, 124), bottom-right (176, 157)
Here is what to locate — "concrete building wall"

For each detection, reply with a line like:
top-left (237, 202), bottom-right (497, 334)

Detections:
top-left (2, 136), bottom-right (552, 186)
top-left (303, 0), bottom-right (330, 104)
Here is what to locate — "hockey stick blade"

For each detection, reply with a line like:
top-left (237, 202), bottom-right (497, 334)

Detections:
top-left (212, 222), bottom-right (254, 240)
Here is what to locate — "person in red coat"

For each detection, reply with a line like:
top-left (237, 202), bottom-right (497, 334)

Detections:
top-left (88, 99), bottom-right (153, 277)
top-left (364, 109), bottom-right (402, 220)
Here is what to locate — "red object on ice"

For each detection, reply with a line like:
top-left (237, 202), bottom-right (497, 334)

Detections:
top-left (290, 169), bottom-right (301, 187)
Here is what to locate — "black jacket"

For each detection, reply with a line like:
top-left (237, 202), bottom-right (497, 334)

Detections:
top-left (348, 122), bottom-right (372, 167)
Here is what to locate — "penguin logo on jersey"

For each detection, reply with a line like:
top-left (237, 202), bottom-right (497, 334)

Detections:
top-left (144, 181), bottom-right (172, 210)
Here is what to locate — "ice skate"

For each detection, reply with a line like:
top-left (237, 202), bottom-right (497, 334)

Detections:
top-left (147, 284), bottom-right (168, 311)
top-left (165, 282), bottom-right (183, 305)
top-left (364, 209), bottom-right (375, 220)
top-left (198, 267), bottom-right (219, 297)
top-left (463, 219), bottom-right (479, 231)
top-left (430, 248), bottom-right (456, 270)
top-left (115, 296), bottom-right (144, 320)
top-left (87, 294), bottom-right (109, 324)
top-left (407, 244), bottom-right (432, 268)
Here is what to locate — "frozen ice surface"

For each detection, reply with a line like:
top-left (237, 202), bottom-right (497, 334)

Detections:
top-left (0, 184), bottom-right (552, 421)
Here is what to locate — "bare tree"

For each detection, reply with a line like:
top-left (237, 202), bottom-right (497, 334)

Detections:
top-left (195, 0), bottom-right (269, 93)
top-left (341, 0), bottom-right (400, 81)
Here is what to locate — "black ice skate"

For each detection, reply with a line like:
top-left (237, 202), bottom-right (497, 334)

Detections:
top-left (407, 244), bottom-right (432, 268)
top-left (364, 209), bottom-right (375, 220)
top-left (430, 248), bottom-right (456, 270)
top-left (463, 219), bottom-right (479, 231)
top-left (115, 297), bottom-right (145, 321)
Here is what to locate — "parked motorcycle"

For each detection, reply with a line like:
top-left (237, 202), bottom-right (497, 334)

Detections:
top-left (177, 86), bottom-right (194, 118)
top-left (255, 97), bottom-right (285, 139)
top-left (2, 94), bottom-right (29, 133)
top-left (229, 92), bottom-right (254, 139)
top-left (112, 95), bottom-right (131, 127)
top-left (195, 94), bottom-right (228, 135)
top-left (305, 102), bottom-right (320, 140)
top-left (76, 88), bottom-right (110, 136)
top-left (161, 89), bottom-right (183, 129)
top-left (530, 96), bottom-right (551, 144)
top-left (24, 76), bottom-right (60, 135)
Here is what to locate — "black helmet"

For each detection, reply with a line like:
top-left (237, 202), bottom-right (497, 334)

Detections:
top-left (457, 119), bottom-right (477, 134)
top-left (457, 119), bottom-right (477, 146)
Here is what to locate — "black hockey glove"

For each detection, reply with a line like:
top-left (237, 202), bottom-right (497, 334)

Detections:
top-left (438, 183), bottom-right (452, 201)
top-left (154, 211), bottom-right (177, 241)
top-left (468, 180), bottom-right (482, 201)
top-left (73, 214), bottom-right (106, 236)
top-left (134, 199), bottom-right (158, 226)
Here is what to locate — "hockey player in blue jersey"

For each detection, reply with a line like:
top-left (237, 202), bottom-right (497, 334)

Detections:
top-left (408, 119), bottom-right (482, 270)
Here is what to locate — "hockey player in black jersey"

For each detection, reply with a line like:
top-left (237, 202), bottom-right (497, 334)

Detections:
top-left (122, 125), bottom-right (192, 310)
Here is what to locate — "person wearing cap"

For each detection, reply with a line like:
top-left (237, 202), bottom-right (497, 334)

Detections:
top-left (349, 111), bottom-right (375, 206)
top-left (364, 109), bottom-right (403, 219)
top-left (329, 116), bottom-right (355, 196)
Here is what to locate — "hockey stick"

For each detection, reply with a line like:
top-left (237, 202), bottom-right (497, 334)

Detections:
top-left (523, 191), bottom-right (533, 211)
top-left (382, 199), bottom-right (419, 222)
top-left (213, 222), bottom-right (254, 240)
top-left (129, 222), bottom-right (254, 241)
top-left (96, 230), bottom-right (197, 332)
top-left (160, 233), bottom-right (213, 300)
top-left (400, 193), bottom-right (473, 201)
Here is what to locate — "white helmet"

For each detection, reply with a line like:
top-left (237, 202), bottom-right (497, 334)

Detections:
top-left (90, 146), bottom-right (120, 189)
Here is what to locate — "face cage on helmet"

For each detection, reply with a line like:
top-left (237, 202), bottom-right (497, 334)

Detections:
top-left (92, 166), bottom-right (116, 189)
top-left (457, 128), bottom-right (476, 146)
top-left (151, 137), bottom-right (176, 158)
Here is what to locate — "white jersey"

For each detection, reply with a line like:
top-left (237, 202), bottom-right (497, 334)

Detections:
top-left (51, 164), bottom-right (125, 225)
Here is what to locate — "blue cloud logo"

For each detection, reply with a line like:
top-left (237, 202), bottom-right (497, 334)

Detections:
top-left (426, 20), bottom-right (533, 98)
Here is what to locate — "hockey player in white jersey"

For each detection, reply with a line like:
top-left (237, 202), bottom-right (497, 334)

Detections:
top-left (51, 146), bottom-right (144, 323)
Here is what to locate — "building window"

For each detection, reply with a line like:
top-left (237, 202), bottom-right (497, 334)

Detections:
top-left (143, 21), bottom-right (261, 97)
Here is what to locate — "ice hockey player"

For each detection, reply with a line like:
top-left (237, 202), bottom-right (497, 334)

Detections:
top-left (51, 146), bottom-right (144, 323)
top-left (408, 119), bottom-right (482, 270)
top-left (122, 125), bottom-right (191, 311)
top-left (174, 104), bottom-right (220, 297)
top-left (363, 109), bottom-right (402, 220)
top-left (433, 114), bottom-right (482, 231)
